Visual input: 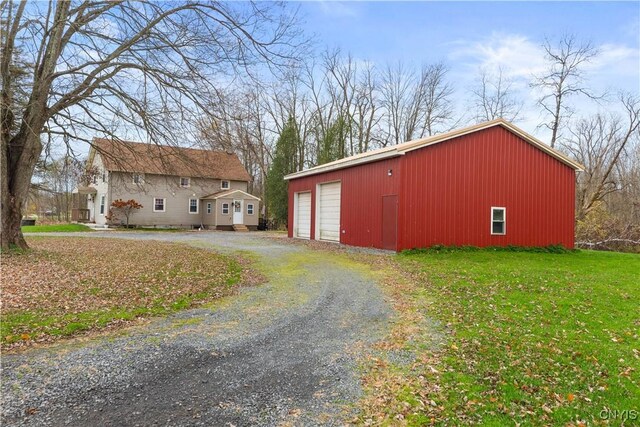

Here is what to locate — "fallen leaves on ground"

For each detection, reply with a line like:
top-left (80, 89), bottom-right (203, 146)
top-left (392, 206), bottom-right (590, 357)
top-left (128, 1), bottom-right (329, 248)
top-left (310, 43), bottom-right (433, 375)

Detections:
top-left (2, 237), bottom-right (256, 350)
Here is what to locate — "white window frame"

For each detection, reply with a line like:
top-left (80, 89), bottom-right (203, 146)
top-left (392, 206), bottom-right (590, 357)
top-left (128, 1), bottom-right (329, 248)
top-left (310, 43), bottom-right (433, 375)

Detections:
top-left (99, 195), bottom-right (106, 215)
top-left (222, 203), bottom-right (229, 214)
top-left (153, 197), bottom-right (166, 213)
top-left (132, 173), bottom-right (144, 184)
top-left (207, 202), bottom-right (212, 214)
top-left (247, 203), bottom-right (254, 215)
top-left (491, 207), bottom-right (506, 235)
top-left (188, 198), bottom-right (199, 214)
top-left (221, 180), bottom-right (230, 189)
top-left (179, 177), bottom-right (190, 188)
top-left (101, 171), bottom-right (107, 183)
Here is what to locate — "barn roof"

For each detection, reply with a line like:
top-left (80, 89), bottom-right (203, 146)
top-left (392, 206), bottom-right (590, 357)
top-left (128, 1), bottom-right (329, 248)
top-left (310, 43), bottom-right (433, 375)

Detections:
top-left (89, 138), bottom-right (252, 181)
top-left (284, 119), bottom-right (584, 180)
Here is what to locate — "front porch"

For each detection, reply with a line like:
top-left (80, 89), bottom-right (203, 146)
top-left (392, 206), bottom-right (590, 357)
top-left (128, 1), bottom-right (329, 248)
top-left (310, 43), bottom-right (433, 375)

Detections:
top-left (71, 186), bottom-right (97, 223)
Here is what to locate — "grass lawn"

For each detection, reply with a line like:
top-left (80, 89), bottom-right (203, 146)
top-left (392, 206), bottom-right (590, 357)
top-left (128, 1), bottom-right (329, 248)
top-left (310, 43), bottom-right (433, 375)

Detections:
top-left (22, 223), bottom-right (93, 233)
top-left (360, 249), bottom-right (639, 426)
top-left (2, 237), bottom-right (243, 350)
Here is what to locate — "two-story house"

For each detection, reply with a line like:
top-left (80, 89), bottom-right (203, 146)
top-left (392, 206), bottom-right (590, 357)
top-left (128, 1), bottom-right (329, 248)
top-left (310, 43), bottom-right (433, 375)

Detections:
top-left (75, 138), bottom-right (260, 230)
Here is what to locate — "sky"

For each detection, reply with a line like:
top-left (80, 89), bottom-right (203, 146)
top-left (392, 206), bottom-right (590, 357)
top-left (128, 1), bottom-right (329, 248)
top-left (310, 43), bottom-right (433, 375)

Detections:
top-left (296, 1), bottom-right (640, 139)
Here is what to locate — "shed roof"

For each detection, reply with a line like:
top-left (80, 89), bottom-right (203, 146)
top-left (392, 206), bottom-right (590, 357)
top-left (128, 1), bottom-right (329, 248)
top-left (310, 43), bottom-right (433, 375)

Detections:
top-left (90, 138), bottom-right (252, 181)
top-left (284, 119), bottom-right (584, 180)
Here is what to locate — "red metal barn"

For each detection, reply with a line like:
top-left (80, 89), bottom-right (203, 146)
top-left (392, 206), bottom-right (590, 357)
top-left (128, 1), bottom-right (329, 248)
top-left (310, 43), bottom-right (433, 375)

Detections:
top-left (285, 119), bottom-right (583, 251)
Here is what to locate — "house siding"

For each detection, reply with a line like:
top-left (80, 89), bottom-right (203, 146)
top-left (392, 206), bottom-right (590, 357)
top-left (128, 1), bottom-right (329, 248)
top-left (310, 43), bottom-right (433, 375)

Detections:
top-left (91, 154), bottom-right (110, 225)
top-left (107, 166), bottom-right (248, 227)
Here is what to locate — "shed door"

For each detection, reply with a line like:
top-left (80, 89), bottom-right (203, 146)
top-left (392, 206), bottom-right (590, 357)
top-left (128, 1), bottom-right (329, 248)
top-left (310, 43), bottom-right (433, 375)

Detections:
top-left (295, 192), bottom-right (311, 239)
top-left (318, 182), bottom-right (341, 242)
top-left (382, 195), bottom-right (398, 251)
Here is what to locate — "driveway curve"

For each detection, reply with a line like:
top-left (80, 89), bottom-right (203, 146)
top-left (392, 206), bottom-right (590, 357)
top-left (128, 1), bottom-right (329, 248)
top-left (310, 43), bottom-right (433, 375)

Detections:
top-left (1, 232), bottom-right (391, 426)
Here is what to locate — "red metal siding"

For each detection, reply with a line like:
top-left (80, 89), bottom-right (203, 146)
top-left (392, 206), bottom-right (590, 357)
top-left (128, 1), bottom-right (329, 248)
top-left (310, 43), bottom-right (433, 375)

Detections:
top-left (287, 158), bottom-right (401, 248)
top-left (398, 126), bottom-right (576, 249)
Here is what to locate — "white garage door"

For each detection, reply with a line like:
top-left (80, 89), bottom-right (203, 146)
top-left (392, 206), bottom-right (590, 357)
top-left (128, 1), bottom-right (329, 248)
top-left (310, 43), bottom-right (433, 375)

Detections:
top-left (295, 192), bottom-right (311, 239)
top-left (318, 182), bottom-right (341, 242)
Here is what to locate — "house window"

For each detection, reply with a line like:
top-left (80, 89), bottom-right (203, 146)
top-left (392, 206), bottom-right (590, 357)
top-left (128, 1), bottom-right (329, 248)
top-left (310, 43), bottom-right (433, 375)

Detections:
top-left (132, 173), bottom-right (144, 184)
top-left (189, 198), bottom-right (198, 214)
top-left (92, 174), bottom-right (97, 184)
top-left (153, 198), bottom-right (166, 212)
top-left (102, 171), bottom-right (106, 183)
top-left (491, 207), bottom-right (506, 235)
top-left (99, 195), bottom-right (106, 215)
top-left (247, 203), bottom-right (254, 215)
top-left (180, 177), bottom-right (190, 188)
top-left (222, 203), bottom-right (229, 214)
top-left (207, 203), bottom-right (212, 214)
top-left (221, 180), bottom-right (230, 189)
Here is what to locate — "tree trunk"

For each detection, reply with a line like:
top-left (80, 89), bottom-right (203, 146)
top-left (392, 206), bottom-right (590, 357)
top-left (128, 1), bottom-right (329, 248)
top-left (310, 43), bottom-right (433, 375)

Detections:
top-left (1, 133), bottom-right (43, 251)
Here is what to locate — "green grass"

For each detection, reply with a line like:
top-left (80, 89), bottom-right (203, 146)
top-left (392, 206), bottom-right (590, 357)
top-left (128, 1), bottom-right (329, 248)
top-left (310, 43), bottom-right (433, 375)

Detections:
top-left (22, 223), bottom-right (92, 233)
top-left (393, 249), bottom-right (640, 425)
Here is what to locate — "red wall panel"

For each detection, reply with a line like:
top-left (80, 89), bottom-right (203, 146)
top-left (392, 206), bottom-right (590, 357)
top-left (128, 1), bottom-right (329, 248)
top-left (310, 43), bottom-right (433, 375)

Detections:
top-left (287, 158), bottom-right (401, 249)
top-left (288, 125), bottom-right (576, 250)
top-left (398, 126), bottom-right (576, 249)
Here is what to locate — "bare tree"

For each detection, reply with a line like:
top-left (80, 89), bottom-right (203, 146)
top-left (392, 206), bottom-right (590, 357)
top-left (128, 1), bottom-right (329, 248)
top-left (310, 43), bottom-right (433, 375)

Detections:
top-left (1, 1), bottom-right (304, 249)
top-left (471, 67), bottom-right (523, 123)
top-left (562, 94), bottom-right (640, 220)
top-left (532, 35), bottom-right (599, 147)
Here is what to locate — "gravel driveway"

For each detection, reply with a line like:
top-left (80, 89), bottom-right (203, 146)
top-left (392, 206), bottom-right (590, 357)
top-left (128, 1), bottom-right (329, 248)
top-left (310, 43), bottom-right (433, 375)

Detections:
top-left (1, 232), bottom-right (391, 426)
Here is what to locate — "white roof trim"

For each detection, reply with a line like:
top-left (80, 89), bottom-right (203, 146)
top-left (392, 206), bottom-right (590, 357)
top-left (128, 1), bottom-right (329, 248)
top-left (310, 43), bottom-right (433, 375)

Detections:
top-left (201, 189), bottom-right (261, 201)
top-left (284, 119), bottom-right (583, 180)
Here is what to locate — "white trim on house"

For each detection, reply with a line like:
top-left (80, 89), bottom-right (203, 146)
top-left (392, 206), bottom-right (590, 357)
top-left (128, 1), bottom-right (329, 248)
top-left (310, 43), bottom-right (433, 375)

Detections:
top-left (247, 203), bottom-right (254, 215)
top-left (153, 197), bottom-right (166, 213)
top-left (222, 202), bottom-right (230, 214)
top-left (99, 195), bottom-right (106, 215)
top-left (207, 202), bottom-right (212, 214)
top-left (180, 177), bottom-right (191, 188)
top-left (188, 198), bottom-right (199, 214)
top-left (491, 206), bottom-right (506, 235)
top-left (201, 189), bottom-right (261, 201)
top-left (284, 119), bottom-right (584, 181)
top-left (221, 180), bottom-right (230, 189)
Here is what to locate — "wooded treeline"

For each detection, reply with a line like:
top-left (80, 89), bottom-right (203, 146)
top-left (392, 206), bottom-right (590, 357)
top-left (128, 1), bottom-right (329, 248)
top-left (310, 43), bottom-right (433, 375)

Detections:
top-left (195, 43), bottom-right (639, 251)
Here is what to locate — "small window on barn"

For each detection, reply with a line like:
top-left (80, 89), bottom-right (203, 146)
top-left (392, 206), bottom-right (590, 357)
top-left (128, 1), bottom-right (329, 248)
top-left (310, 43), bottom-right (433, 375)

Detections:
top-left (189, 198), bottom-right (198, 214)
top-left (222, 203), bottom-right (229, 214)
top-left (153, 198), bottom-right (166, 213)
top-left (221, 180), bottom-right (230, 189)
top-left (247, 203), bottom-right (254, 215)
top-left (132, 173), bottom-right (144, 184)
top-left (491, 207), bottom-right (506, 235)
top-left (207, 203), bottom-right (212, 214)
top-left (180, 177), bottom-right (190, 188)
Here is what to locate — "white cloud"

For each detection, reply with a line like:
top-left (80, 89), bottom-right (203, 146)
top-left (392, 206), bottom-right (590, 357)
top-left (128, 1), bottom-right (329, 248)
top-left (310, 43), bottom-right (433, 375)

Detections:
top-left (587, 43), bottom-right (639, 76)
top-left (315, 1), bottom-right (359, 18)
top-left (448, 32), bottom-right (546, 80)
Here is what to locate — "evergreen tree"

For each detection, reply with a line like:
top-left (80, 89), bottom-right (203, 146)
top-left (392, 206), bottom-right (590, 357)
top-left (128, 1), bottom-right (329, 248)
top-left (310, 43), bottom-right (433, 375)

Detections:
top-left (317, 116), bottom-right (349, 165)
top-left (266, 117), bottom-right (300, 223)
